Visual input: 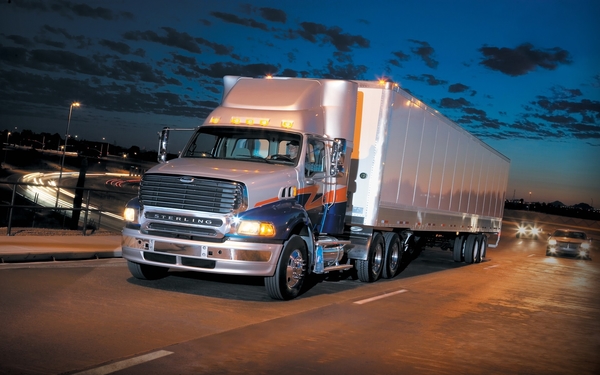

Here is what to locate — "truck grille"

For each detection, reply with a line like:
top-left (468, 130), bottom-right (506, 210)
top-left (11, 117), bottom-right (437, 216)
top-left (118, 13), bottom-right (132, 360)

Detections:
top-left (140, 174), bottom-right (245, 214)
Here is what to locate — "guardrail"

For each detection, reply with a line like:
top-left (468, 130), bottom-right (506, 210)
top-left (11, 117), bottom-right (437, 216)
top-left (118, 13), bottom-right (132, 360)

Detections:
top-left (1, 180), bottom-right (135, 236)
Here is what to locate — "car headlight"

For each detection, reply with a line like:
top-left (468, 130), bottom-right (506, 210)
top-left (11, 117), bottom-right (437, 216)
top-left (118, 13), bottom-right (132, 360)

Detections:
top-left (532, 228), bottom-right (541, 235)
top-left (237, 220), bottom-right (276, 237)
top-left (517, 227), bottom-right (527, 234)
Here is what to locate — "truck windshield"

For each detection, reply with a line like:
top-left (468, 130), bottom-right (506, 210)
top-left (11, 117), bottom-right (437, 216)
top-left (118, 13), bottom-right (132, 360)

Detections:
top-left (182, 126), bottom-right (302, 165)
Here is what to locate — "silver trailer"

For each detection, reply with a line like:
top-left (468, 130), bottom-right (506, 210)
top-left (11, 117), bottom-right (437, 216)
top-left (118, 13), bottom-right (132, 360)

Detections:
top-left (122, 76), bottom-right (510, 299)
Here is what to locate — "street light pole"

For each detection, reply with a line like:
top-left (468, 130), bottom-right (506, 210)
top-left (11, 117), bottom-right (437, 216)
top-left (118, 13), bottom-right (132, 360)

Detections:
top-left (55, 102), bottom-right (80, 208)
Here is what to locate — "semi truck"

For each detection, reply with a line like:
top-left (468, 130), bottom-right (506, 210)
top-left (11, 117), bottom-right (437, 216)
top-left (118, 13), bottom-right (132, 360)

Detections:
top-left (122, 76), bottom-right (510, 300)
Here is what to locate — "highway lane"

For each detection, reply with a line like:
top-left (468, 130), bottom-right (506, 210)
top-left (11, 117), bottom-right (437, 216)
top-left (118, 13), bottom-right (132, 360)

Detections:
top-left (1, 233), bottom-right (598, 374)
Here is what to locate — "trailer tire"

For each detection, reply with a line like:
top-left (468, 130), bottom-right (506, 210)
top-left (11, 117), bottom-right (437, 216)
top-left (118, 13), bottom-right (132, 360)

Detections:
top-left (464, 234), bottom-right (480, 264)
top-left (453, 235), bottom-right (465, 262)
top-left (265, 235), bottom-right (307, 300)
top-left (356, 232), bottom-right (384, 283)
top-left (127, 260), bottom-right (169, 280)
top-left (382, 232), bottom-right (401, 279)
top-left (478, 234), bottom-right (488, 262)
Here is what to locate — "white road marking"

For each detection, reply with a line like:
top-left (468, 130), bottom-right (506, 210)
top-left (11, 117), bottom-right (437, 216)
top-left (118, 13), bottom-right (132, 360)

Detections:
top-left (528, 254), bottom-right (536, 257)
top-left (354, 289), bottom-right (408, 305)
top-left (73, 350), bottom-right (173, 375)
top-left (484, 264), bottom-right (499, 269)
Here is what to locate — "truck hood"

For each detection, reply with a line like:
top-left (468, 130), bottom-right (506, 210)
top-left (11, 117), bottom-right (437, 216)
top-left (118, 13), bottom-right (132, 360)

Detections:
top-left (146, 158), bottom-right (299, 208)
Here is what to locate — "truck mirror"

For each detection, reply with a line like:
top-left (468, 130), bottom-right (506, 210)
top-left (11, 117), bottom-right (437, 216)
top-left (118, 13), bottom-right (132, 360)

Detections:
top-left (331, 138), bottom-right (346, 177)
top-left (158, 127), bottom-right (169, 163)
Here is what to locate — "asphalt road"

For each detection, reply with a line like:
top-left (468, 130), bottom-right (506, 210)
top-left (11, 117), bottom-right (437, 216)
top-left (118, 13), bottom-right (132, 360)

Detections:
top-left (1, 234), bottom-right (599, 375)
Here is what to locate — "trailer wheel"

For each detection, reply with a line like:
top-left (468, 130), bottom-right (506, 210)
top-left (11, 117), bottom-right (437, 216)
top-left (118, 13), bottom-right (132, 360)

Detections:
top-left (478, 235), bottom-right (488, 262)
top-left (265, 235), bottom-right (307, 300)
top-left (453, 235), bottom-right (465, 262)
top-left (382, 232), bottom-right (401, 279)
top-left (127, 260), bottom-right (169, 280)
top-left (464, 234), bottom-right (480, 264)
top-left (356, 232), bottom-right (384, 282)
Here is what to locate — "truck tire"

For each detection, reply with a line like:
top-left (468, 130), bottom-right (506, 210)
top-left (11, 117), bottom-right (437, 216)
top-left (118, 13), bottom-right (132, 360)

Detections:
top-left (356, 232), bottom-right (384, 283)
top-left (127, 260), bottom-right (169, 280)
top-left (265, 235), bottom-right (307, 300)
top-left (478, 234), bottom-right (488, 262)
top-left (382, 232), bottom-right (401, 279)
top-left (464, 234), bottom-right (480, 264)
top-left (453, 235), bottom-right (465, 262)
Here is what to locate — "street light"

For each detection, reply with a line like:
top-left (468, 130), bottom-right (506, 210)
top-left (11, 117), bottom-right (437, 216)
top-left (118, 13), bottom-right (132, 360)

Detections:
top-left (55, 102), bottom-right (80, 208)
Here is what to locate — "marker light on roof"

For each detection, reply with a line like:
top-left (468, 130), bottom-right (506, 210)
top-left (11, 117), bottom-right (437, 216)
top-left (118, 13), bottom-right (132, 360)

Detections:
top-left (245, 119), bottom-right (254, 125)
top-left (259, 119), bottom-right (270, 126)
top-left (231, 117), bottom-right (241, 124)
top-left (209, 117), bottom-right (220, 124)
top-left (281, 120), bottom-right (294, 129)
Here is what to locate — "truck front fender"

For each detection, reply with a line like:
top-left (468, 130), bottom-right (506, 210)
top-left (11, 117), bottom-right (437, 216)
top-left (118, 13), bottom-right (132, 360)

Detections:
top-left (232, 199), bottom-right (311, 242)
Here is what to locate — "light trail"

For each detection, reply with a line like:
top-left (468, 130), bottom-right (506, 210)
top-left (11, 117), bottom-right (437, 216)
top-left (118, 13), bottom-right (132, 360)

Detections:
top-left (18, 171), bottom-right (131, 223)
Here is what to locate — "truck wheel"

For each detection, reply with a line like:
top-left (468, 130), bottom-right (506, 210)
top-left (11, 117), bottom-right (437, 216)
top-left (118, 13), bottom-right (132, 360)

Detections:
top-left (453, 235), bottom-right (465, 262)
top-left (265, 235), bottom-right (307, 300)
top-left (356, 232), bottom-right (384, 282)
top-left (382, 232), bottom-right (401, 279)
top-left (478, 234), bottom-right (488, 262)
top-left (127, 260), bottom-right (169, 280)
top-left (464, 235), bottom-right (480, 264)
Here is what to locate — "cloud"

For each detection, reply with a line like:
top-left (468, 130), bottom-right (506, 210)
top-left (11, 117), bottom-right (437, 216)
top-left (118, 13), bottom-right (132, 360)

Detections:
top-left (99, 40), bottom-right (131, 55)
top-left (389, 50), bottom-right (410, 67)
top-left (0, 68), bottom-right (214, 119)
top-left (198, 61), bottom-right (281, 78)
top-left (479, 43), bottom-right (572, 76)
top-left (297, 22), bottom-right (369, 52)
top-left (449, 83), bottom-right (469, 93)
top-left (439, 97), bottom-right (471, 108)
top-left (123, 27), bottom-right (202, 53)
top-left (12, 0), bottom-right (135, 21)
top-left (409, 40), bottom-right (438, 68)
top-left (6, 35), bottom-right (34, 47)
top-left (211, 11), bottom-right (269, 31)
top-left (259, 7), bottom-right (286, 23)
top-left (404, 74), bottom-right (447, 86)
top-left (314, 59), bottom-right (368, 80)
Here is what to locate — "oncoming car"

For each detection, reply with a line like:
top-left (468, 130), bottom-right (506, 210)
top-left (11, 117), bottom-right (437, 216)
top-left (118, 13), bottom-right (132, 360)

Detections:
top-left (546, 229), bottom-right (592, 260)
top-left (516, 222), bottom-right (543, 239)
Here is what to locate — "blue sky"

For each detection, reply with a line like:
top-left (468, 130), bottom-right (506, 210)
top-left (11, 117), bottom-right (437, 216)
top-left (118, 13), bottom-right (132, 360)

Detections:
top-left (0, 0), bottom-right (599, 206)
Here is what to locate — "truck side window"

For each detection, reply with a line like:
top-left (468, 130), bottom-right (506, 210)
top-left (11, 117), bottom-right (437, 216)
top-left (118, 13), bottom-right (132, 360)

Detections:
top-left (305, 139), bottom-right (325, 177)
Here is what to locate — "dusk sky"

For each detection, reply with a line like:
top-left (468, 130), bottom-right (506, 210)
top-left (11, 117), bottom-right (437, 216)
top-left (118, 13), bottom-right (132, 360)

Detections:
top-left (1, 0), bottom-right (599, 206)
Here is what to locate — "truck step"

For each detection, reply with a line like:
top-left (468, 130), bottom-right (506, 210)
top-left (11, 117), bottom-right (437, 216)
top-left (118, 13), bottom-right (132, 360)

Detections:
top-left (322, 264), bottom-right (354, 272)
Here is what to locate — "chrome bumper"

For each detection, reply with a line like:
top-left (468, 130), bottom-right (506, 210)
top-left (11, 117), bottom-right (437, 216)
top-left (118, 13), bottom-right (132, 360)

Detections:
top-left (122, 228), bottom-right (282, 276)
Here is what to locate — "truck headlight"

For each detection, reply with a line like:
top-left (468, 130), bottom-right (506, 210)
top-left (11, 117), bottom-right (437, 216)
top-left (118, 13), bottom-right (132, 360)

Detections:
top-left (237, 220), bottom-right (276, 237)
top-left (548, 239), bottom-right (557, 246)
top-left (580, 243), bottom-right (590, 250)
top-left (124, 207), bottom-right (138, 223)
top-left (517, 227), bottom-right (526, 234)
